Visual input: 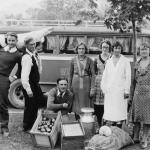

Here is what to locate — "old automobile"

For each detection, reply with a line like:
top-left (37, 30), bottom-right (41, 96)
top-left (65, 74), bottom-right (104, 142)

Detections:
top-left (4, 26), bottom-right (150, 108)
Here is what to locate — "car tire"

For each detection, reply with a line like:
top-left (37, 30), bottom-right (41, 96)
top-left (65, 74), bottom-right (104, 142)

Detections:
top-left (8, 79), bottom-right (25, 109)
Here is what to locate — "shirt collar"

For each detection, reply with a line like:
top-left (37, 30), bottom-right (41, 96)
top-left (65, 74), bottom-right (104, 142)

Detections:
top-left (26, 49), bottom-right (38, 58)
top-left (26, 49), bottom-right (34, 56)
top-left (4, 46), bottom-right (17, 53)
top-left (57, 89), bottom-right (65, 97)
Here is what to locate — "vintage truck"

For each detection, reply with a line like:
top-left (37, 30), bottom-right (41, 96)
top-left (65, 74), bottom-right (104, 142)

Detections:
top-left (6, 26), bottom-right (150, 108)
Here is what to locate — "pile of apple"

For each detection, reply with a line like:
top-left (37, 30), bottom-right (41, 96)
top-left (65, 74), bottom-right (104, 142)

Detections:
top-left (37, 116), bottom-right (56, 133)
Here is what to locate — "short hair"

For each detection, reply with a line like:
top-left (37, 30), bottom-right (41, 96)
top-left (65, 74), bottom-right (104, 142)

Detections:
top-left (24, 37), bottom-right (35, 45)
top-left (6, 32), bottom-right (18, 39)
top-left (57, 77), bottom-right (68, 84)
top-left (75, 42), bottom-right (88, 54)
top-left (100, 40), bottom-right (112, 52)
top-left (112, 41), bottom-right (123, 53)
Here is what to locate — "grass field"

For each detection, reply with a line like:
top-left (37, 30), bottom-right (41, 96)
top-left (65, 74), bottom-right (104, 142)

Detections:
top-left (0, 109), bottom-right (57, 150)
top-left (0, 109), bottom-right (149, 150)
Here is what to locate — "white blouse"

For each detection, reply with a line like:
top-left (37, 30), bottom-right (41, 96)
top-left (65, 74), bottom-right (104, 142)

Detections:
top-left (21, 49), bottom-right (41, 94)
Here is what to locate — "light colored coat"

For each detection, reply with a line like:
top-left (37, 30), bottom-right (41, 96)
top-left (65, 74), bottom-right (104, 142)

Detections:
top-left (101, 55), bottom-right (131, 121)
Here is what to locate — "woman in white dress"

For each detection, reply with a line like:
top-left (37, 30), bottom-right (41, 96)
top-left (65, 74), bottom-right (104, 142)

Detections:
top-left (101, 41), bottom-right (131, 128)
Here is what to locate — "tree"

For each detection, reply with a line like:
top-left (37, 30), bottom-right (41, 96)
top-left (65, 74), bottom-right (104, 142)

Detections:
top-left (25, 0), bottom-right (59, 20)
top-left (104, 0), bottom-right (150, 63)
top-left (25, 0), bottom-right (106, 22)
top-left (25, 0), bottom-right (89, 20)
top-left (79, 0), bottom-right (109, 21)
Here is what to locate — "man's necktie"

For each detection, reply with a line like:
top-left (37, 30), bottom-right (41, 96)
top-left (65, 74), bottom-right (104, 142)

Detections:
top-left (34, 52), bottom-right (39, 64)
top-left (59, 92), bottom-right (63, 98)
top-left (33, 52), bottom-right (42, 73)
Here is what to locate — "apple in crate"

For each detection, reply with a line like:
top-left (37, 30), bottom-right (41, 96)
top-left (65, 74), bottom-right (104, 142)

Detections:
top-left (37, 116), bottom-right (56, 133)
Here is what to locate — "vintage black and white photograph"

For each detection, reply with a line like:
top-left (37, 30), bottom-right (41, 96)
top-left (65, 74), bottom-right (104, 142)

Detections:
top-left (0, 0), bottom-right (150, 149)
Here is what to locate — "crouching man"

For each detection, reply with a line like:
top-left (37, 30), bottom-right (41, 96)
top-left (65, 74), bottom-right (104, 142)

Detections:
top-left (47, 78), bottom-right (73, 115)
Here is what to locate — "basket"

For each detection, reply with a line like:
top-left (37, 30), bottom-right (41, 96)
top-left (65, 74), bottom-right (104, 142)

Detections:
top-left (30, 110), bottom-right (61, 148)
top-left (61, 121), bottom-right (85, 150)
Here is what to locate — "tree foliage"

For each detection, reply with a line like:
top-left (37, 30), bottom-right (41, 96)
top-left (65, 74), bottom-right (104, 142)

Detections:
top-left (25, 0), bottom-right (92, 20)
top-left (104, 0), bottom-right (150, 62)
top-left (105, 0), bottom-right (150, 32)
top-left (24, 0), bottom-right (107, 21)
top-left (79, 0), bottom-right (109, 21)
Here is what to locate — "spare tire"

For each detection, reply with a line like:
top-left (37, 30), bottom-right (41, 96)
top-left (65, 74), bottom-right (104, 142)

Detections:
top-left (8, 79), bottom-right (25, 109)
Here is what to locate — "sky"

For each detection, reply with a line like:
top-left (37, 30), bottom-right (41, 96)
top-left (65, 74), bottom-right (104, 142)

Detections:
top-left (0, 0), bottom-right (41, 15)
top-left (0, 0), bottom-right (109, 20)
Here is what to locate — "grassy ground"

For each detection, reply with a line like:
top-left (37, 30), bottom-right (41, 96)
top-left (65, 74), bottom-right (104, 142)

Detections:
top-left (0, 109), bottom-right (149, 150)
top-left (0, 109), bottom-right (59, 150)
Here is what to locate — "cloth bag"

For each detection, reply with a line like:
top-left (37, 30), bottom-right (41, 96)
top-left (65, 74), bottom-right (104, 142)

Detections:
top-left (87, 126), bottom-right (133, 150)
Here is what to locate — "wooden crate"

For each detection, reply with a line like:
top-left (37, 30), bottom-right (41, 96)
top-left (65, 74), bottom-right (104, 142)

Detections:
top-left (61, 121), bottom-right (85, 150)
top-left (62, 113), bottom-right (76, 123)
top-left (30, 110), bottom-right (61, 148)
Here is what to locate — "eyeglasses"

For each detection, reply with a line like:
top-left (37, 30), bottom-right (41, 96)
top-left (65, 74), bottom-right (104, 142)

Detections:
top-left (28, 43), bottom-right (36, 46)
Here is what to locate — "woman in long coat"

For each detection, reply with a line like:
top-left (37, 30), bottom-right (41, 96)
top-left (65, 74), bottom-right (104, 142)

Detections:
top-left (68, 43), bottom-right (95, 118)
top-left (101, 41), bottom-right (131, 127)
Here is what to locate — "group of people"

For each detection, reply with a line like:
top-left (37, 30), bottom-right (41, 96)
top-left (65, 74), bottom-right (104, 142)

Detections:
top-left (67, 41), bottom-right (131, 130)
top-left (0, 32), bottom-right (46, 136)
top-left (47, 41), bottom-right (131, 130)
top-left (48, 41), bottom-right (150, 149)
top-left (0, 31), bottom-right (150, 149)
